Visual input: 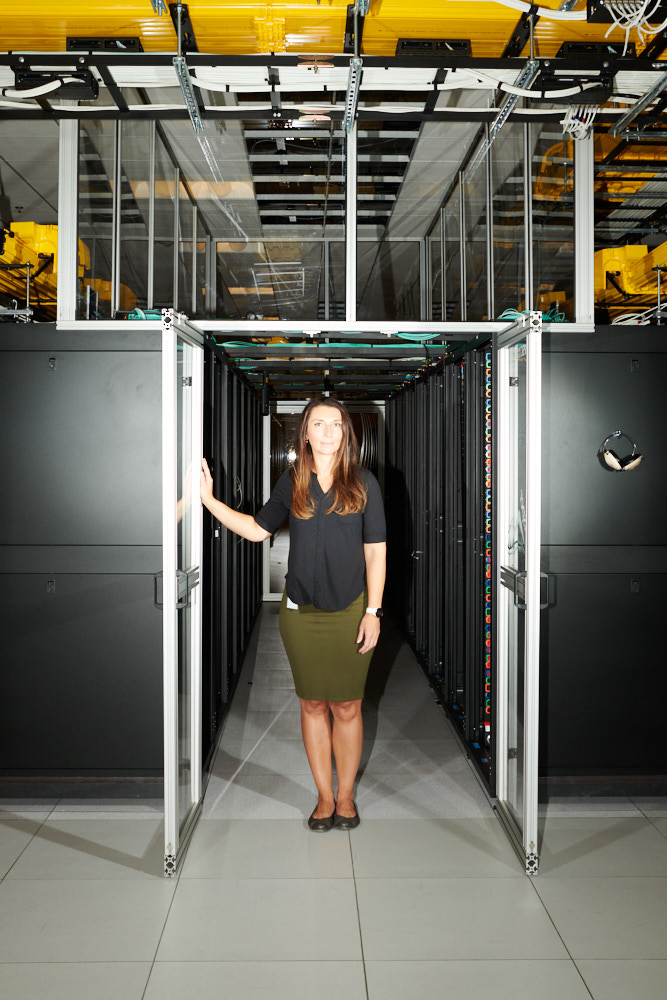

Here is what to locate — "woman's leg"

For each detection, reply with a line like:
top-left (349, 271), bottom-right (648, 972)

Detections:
top-left (330, 699), bottom-right (363, 817)
top-left (300, 698), bottom-right (335, 818)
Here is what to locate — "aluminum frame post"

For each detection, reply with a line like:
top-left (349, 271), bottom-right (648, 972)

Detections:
top-left (486, 128), bottom-right (495, 321)
top-left (56, 118), bottom-right (79, 323)
top-left (440, 207), bottom-right (446, 321)
top-left (148, 121), bottom-right (156, 310)
top-left (345, 122), bottom-right (357, 323)
top-left (523, 124), bottom-right (533, 312)
top-left (459, 173), bottom-right (467, 321)
top-left (575, 132), bottom-right (595, 324)
top-left (192, 203), bottom-right (198, 315)
top-left (173, 167), bottom-right (180, 309)
top-left (111, 120), bottom-right (122, 318)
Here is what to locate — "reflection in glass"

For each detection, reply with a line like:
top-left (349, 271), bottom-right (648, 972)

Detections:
top-left (77, 121), bottom-right (115, 319)
top-left (532, 127), bottom-right (574, 320)
top-left (443, 184), bottom-right (462, 321)
top-left (464, 155), bottom-right (489, 321)
top-left (357, 241), bottom-right (421, 320)
top-left (492, 126), bottom-right (526, 316)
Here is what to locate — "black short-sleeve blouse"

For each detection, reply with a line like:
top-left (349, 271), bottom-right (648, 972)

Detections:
top-left (255, 468), bottom-right (386, 611)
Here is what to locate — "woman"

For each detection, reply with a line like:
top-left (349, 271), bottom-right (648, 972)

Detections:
top-left (200, 396), bottom-right (386, 832)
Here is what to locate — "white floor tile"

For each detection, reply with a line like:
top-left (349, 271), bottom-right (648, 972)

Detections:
top-left (576, 960), bottom-right (667, 1000)
top-left (538, 817), bottom-right (667, 876)
top-left (5, 820), bottom-right (164, 879)
top-left (202, 772), bottom-right (317, 819)
top-left (0, 963), bottom-right (151, 1000)
top-left (219, 708), bottom-right (302, 743)
top-left (157, 878), bottom-right (362, 961)
top-left (359, 739), bottom-right (467, 775)
top-left (144, 961), bottom-right (367, 1000)
top-left (0, 819), bottom-right (38, 878)
top-left (356, 877), bottom-right (567, 960)
top-left (356, 761), bottom-right (493, 819)
top-left (181, 819), bottom-right (353, 878)
top-left (212, 739), bottom-right (315, 778)
top-left (0, 880), bottom-right (175, 962)
top-left (365, 960), bottom-right (592, 1000)
top-left (534, 877), bottom-right (667, 959)
top-left (351, 819), bottom-right (522, 878)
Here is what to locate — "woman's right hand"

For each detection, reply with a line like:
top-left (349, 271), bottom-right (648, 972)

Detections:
top-left (200, 458), bottom-right (214, 505)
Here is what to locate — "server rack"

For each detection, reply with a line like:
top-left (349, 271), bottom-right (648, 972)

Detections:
top-left (0, 324), bottom-right (263, 791)
top-left (386, 345), bottom-right (494, 791)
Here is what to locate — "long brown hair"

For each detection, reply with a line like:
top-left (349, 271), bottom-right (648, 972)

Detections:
top-left (290, 396), bottom-right (367, 519)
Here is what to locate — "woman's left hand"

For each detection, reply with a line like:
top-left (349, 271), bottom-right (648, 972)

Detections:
top-left (357, 613), bottom-right (380, 655)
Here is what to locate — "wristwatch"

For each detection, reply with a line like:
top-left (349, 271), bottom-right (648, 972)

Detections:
top-left (366, 607), bottom-right (383, 618)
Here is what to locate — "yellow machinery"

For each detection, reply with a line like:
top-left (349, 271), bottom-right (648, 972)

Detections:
top-left (594, 241), bottom-right (667, 316)
top-left (533, 135), bottom-right (667, 203)
top-left (0, 221), bottom-right (136, 318)
top-left (0, 222), bottom-right (86, 317)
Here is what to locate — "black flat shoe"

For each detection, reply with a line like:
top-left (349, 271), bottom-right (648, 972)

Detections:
top-left (308, 807), bottom-right (335, 832)
top-left (333, 804), bottom-right (360, 830)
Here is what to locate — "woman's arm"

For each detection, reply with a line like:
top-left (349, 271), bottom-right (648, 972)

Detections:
top-left (200, 459), bottom-right (271, 543)
top-left (357, 541), bottom-right (387, 654)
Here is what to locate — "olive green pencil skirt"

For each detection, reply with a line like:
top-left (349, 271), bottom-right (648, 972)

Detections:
top-left (279, 589), bottom-right (373, 702)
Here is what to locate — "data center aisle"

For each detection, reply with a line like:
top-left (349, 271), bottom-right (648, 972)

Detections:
top-left (0, 604), bottom-right (666, 1000)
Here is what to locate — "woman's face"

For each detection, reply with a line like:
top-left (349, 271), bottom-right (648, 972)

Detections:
top-left (306, 405), bottom-right (344, 459)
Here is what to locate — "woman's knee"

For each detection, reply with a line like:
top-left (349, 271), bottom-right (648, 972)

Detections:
top-left (300, 698), bottom-right (329, 717)
top-left (329, 699), bottom-right (362, 723)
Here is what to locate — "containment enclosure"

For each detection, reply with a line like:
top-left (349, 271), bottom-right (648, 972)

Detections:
top-left (0, 316), bottom-right (263, 872)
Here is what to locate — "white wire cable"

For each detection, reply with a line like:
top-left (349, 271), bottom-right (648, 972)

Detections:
top-left (1, 78), bottom-right (69, 99)
top-left (562, 104), bottom-right (598, 138)
top-left (603, 0), bottom-right (667, 55)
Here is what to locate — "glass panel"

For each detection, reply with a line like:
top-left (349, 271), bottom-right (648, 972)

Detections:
top-left (153, 137), bottom-right (177, 310)
top-left (356, 241), bottom-right (421, 320)
top-left (118, 120), bottom-right (151, 316)
top-left (492, 126), bottom-right (526, 316)
top-left (443, 182), bottom-right (462, 321)
top-left (532, 126), bottom-right (574, 321)
top-left (177, 339), bottom-right (194, 827)
top-left (215, 240), bottom-right (331, 321)
top-left (430, 228), bottom-right (442, 321)
top-left (464, 155), bottom-right (489, 321)
top-left (504, 338), bottom-right (527, 829)
top-left (0, 120), bottom-right (59, 320)
top-left (328, 240), bottom-right (346, 320)
top-left (78, 120), bottom-right (115, 319)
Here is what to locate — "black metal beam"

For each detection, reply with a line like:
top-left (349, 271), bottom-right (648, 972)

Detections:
top-left (501, 6), bottom-right (540, 58)
top-left (169, 3), bottom-right (199, 53)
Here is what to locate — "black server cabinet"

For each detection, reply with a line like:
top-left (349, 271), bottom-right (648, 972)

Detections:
top-left (0, 327), bottom-right (163, 780)
top-left (1, 326), bottom-right (264, 789)
top-left (540, 327), bottom-right (666, 779)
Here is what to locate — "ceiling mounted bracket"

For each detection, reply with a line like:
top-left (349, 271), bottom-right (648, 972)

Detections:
top-left (169, 3), bottom-right (199, 53)
top-left (344, 56), bottom-right (363, 133)
top-left (344, 0), bottom-right (369, 56)
top-left (502, 5), bottom-right (540, 58)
